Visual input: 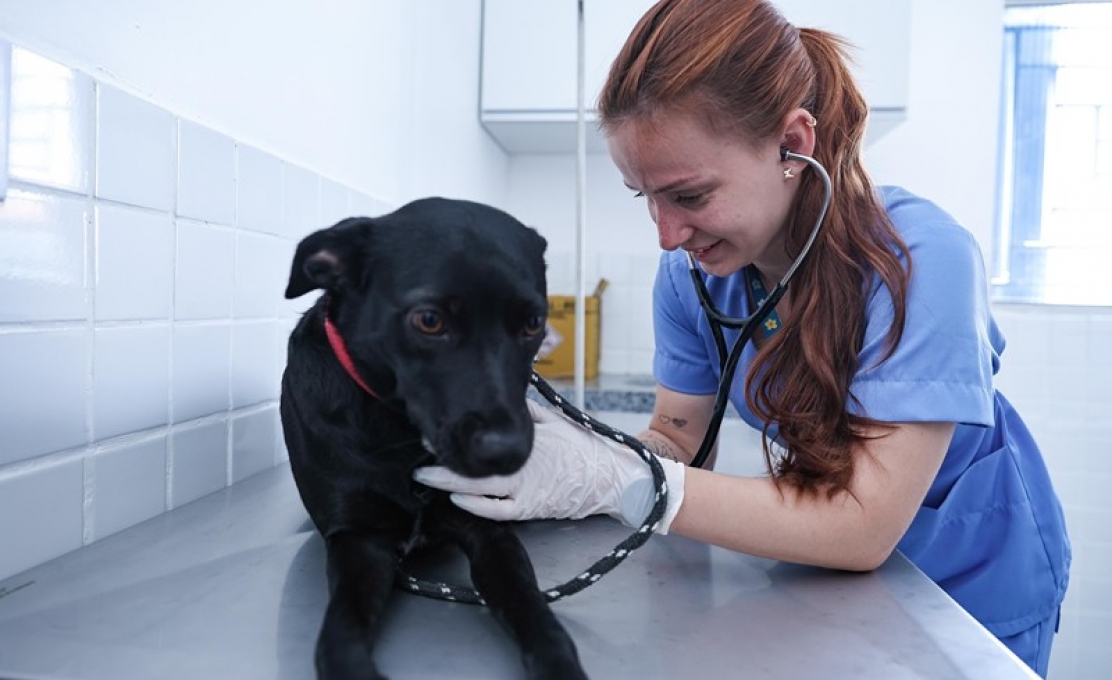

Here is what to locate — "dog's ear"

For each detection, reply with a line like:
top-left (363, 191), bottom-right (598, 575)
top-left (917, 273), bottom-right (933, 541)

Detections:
top-left (285, 218), bottom-right (371, 299)
top-left (527, 225), bottom-right (548, 258)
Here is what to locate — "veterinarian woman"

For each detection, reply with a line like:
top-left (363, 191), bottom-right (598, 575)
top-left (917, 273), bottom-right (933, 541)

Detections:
top-left (415, 0), bottom-right (1070, 675)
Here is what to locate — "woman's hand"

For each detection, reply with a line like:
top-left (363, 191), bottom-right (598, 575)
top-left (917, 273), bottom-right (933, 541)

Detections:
top-left (414, 399), bottom-right (687, 533)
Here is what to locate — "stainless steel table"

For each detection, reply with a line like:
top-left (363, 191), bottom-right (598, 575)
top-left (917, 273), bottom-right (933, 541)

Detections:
top-left (0, 464), bottom-right (1037, 679)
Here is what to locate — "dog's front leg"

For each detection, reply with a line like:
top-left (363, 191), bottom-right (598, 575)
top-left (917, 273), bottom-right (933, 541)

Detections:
top-left (436, 508), bottom-right (589, 680)
top-left (316, 531), bottom-right (402, 680)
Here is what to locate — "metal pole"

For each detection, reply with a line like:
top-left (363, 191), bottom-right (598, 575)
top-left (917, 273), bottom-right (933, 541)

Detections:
top-left (574, 0), bottom-right (587, 409)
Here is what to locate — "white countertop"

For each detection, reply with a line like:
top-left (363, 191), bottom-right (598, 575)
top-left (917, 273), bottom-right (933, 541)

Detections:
top-left (0, 464), bottom-right (1037, 679)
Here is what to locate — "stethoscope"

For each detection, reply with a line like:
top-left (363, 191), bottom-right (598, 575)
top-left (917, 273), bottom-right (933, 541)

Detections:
top-left (687, 147), bottom-right (832, 468)
top-left (404, 148), bottom-right (831, 606)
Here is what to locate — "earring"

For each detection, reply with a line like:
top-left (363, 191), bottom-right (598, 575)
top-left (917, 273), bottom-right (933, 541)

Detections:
top-left (782, 166), bottom-right (796, 180)
top-left (807, 116), bottom-right (818, 128)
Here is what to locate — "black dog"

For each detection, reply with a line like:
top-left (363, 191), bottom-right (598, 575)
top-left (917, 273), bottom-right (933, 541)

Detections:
top-left (280, 197), bottom-right (588, 680)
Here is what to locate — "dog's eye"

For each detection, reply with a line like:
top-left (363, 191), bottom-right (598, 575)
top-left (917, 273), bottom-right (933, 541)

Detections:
top-left (411, 310), bottom-right (447, 335)
top-left (521, 315), bottom-right (545, 338)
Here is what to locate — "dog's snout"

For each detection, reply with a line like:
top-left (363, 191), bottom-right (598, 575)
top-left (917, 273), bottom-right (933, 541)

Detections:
top-left (469, 428), bottom-right (531, 475)
top-left (439, 410), bottom-right (533, 477)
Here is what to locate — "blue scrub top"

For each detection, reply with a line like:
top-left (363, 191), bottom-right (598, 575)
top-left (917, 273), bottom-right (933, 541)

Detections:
top-left (652, 185), bottom-right (1070, 637)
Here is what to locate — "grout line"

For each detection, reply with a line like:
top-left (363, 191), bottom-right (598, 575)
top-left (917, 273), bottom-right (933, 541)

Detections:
top-left (167, 114), bottom-right (182, 513)
top-left (82, 78), bottom-right (100, 547)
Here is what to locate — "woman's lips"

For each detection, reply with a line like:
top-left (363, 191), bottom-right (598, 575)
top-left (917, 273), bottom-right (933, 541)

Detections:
top-left (688, 240), bottom-right (722, 262)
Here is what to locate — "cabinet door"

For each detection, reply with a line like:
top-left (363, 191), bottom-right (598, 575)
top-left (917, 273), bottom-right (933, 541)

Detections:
top-left (583, 0), bottom-right (657, 109)
top-left (481, 0), bottom-right (655, 115)
top-left (479, 0), bottom-right (910, 151)
top-left (774, 0), bottom-right (911, 111)
top-left (482, 0), bottom-right (909, 115)
top-left (480, 0), bottom-right (578, 113)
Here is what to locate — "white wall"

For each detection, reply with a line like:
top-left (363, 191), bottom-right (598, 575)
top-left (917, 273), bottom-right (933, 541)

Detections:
top-left (403, 2), bottom-right (512, 203)
top-left (0, 0), bottom-right (507, 208)
top-left (864, 0), bottom-right (1005, 254)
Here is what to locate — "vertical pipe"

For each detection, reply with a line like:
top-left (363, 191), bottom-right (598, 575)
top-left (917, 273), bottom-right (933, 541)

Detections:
top-left (574, 0), bottom-right (587, 409)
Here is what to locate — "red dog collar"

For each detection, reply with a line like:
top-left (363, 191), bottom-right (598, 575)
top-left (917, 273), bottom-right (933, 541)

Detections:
top-left (323, 310), bottom-right (380, 399)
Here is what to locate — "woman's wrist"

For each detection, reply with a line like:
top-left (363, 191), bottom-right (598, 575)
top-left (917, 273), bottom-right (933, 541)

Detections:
top-left (637, 429), bottom-right (692, 465)
top-left (613, 449), bottom-right (686, 533)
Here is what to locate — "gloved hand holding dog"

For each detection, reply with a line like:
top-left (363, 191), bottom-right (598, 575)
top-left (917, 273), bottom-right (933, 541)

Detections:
top-left (414, 399), bottom-right (687, 534)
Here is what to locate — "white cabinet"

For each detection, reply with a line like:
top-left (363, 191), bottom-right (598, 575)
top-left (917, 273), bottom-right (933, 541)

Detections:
top-left (479, 0), bottom-right (911, 153)
top-left (479, 0), bottom-right (653, 153)
top-left (480, 0), bottom-right (579, 113)
top-left (480, 0), bottom-right (655, 153)
top-left (773, 0), bottom-right (911, 141)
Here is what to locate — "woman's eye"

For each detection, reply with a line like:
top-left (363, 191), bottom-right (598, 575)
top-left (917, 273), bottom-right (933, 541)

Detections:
top-left (633, 191), bottom-right (645, 198)
top-left (411, 310), bottom-right (447, 335)
top-left (522, 315), bottom-right (545, 338)
top-left (674, 193), bottom-right (703, 205)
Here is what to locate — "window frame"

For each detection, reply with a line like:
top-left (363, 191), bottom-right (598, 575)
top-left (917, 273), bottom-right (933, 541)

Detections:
top-left (992, 0), bottom-right (1112, 306)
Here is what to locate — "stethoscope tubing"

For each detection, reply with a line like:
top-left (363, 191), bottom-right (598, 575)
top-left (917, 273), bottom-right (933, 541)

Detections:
top-left (686, 149), bottom-right (832, 468)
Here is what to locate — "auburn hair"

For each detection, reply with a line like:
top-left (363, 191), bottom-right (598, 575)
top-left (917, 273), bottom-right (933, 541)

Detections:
top-left (598, 0), bottom-right (912, 495)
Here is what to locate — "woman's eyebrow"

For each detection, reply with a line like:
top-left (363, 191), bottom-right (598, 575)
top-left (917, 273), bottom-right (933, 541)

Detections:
top-left (623, 176), bottom-right (703, 194)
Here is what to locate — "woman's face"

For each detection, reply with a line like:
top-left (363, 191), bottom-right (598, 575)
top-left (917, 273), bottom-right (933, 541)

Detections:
top-left (606, 110), bottom-right (800, 279)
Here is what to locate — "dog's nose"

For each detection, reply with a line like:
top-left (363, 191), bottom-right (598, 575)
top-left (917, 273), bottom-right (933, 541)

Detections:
top-left (469, 429), bottom-right (530, 476)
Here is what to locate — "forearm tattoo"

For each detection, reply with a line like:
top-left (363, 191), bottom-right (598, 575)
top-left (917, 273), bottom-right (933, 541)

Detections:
top-left (638, 430), bottom-right (686, 464)
top-left (657, 413), bottom-right (688, 429)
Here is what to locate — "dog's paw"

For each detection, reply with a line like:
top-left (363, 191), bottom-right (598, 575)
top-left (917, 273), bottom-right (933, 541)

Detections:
top-left (316, 647), bottom-right (390, 680)
top-left (524, 645), bottom-right (589, 680)
top-left (527, 662), bottom-right (590, 680)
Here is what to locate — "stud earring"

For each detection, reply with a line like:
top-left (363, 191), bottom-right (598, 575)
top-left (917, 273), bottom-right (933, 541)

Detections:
top-left (782, 166), bottom-right (796, 180)
top-left (806, 116), bottom-right (818, 128)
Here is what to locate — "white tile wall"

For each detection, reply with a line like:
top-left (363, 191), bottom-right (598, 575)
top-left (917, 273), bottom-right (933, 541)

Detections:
top-left (0, 329), bottom-right (87, 464)
top-left (169, 421), bottom-right (229, 509)
top-left (176, 121), bottom-right (236, 225)
top-left (0, 46), bottom-right (391, 583)
top-left (560, 249), bottom-right (657, 376)
top-left (231, 321), bottom-right (282, 409)
top-left (94, 204), bottom-right (174, 321)
top-left (0, 455), bottom-right (84, 580)
top-left (236, 144), bottom-right (284, 236)
top-left (230, 407), bottom-right (280, 484)
top-left (281, 163), bottom-right (320, 239)
top-left (96, 85), bottom-right (175, 211)
top-left (92, 325), bottom-right (170, 440)
top-left (234, 231), bottom-right (288, 318)
top-left (0, 189), bottom-right (88, 323)
top-left (320, 178), bottom-right (353, 227)
top-left (7, 48), bottom-right (94, 194)
top-left (991, 305), bottom-right (1112, 680)
top-left (175, 220), bottom-right (235, 320)
top-left (172, 324), bottom-right (231, 423)
top-left (88, 435), bottom-right (168, 541)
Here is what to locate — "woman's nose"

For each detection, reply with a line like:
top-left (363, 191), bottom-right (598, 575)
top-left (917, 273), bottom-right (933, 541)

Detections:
top-left (650, 200), bottom-right (690, 251)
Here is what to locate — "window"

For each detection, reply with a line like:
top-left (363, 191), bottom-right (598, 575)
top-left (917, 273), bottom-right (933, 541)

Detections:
top-left (7, 47), bottom-right (82, 191)
top-left (1, 41), bottom-right (9, 202)
top-left (994, 2), bottom-right (1112, 305)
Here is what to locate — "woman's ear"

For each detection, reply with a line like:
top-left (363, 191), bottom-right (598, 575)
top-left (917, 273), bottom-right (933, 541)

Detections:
top-left (779, 108), bottom-right (818, 159)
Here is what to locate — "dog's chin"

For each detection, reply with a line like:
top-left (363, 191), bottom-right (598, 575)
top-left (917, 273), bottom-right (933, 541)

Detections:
top-left (439, 450), bottom-right (530, 479)
top-left (420, 412), bottom-right (534, 478)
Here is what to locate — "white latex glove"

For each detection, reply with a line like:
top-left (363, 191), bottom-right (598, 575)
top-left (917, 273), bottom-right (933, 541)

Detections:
top-left (413, 400), bottom-right (686, 534)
